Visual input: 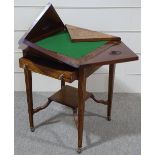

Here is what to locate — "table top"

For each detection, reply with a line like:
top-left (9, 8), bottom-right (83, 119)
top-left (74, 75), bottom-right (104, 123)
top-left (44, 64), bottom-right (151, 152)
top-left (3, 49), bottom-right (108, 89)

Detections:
top-left (19, 3), bottom-right (138, 68)
top-left (24, 35), bottom-right (138, 68)
top-left (36, 31), bottom-right (108, 59)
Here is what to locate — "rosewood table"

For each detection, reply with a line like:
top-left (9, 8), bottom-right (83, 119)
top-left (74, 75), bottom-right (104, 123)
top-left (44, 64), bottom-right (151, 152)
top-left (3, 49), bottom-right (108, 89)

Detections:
top-left (18, 3), bottom-right (138, 153)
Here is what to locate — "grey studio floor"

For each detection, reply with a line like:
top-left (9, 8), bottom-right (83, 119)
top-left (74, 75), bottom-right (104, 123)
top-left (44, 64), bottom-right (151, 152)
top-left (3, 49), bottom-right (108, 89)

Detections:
top-left (14, 92), bottom-right (141, 155)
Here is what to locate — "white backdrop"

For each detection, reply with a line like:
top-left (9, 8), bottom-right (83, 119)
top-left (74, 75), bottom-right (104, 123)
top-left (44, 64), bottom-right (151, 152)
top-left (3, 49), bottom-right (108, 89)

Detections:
top-left (14, 0), bottom-right (141, 92)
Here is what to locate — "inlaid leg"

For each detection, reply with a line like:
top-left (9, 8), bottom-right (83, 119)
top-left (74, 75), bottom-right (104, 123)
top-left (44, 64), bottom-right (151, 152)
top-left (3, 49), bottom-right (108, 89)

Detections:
top-left (24, 65), bottom-right (35, 132)
top-left (107, 64), bottom-right (116, 121)
top-left (77, 67), bottom-right (86, 153)
top-left (61, 79), bottom-right (65, 88)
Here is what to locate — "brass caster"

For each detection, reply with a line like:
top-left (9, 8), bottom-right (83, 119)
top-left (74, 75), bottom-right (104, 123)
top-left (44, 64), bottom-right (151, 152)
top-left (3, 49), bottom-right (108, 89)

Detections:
top-left (107, 116), bottom-right (111, 121)
top-left (77, 147), bottom-right (82, 154)
top-left (30, 127), bottom-right (35, 132)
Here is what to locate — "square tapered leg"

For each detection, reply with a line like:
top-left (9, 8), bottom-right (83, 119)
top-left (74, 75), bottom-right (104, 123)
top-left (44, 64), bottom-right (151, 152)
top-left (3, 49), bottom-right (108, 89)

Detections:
top-left (107, 64), bottom-right (116, 121)
top-left (77, 67), bottom-right (86, 153)
top-left (24, 65), bottom-right (35, 132)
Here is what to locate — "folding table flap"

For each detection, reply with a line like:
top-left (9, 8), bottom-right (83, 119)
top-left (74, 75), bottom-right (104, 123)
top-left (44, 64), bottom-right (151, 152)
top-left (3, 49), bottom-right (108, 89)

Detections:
top-left (18, 2), bottom-right (65, 49)
top-left (66, 24), bottom-right (121, 42)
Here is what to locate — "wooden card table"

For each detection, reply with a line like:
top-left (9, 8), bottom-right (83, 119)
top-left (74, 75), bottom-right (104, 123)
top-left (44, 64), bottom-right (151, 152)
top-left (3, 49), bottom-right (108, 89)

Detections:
top-left (18, 3), bottom-right (138, 153)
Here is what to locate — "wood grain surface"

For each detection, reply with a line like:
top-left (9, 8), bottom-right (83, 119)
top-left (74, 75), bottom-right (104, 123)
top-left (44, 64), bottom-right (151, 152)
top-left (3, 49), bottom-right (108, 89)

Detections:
top-left (66, 24), bottom-right (121, 42)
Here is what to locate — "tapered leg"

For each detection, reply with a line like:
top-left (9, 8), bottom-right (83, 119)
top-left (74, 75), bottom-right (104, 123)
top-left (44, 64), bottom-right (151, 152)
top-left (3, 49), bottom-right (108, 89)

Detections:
top-left (24, 65), bottom-right (35, 132)
top-left (61, 79), bottom-right (65, 88)
top-left (77, 67), bottom-right (86, 153)
top-left (107, 64), bottom-right (116, 121)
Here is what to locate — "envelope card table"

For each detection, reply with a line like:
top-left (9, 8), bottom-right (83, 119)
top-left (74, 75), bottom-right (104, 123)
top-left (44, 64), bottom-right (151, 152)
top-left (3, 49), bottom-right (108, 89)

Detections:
top-left (19, 3), bottom-right (138, 153)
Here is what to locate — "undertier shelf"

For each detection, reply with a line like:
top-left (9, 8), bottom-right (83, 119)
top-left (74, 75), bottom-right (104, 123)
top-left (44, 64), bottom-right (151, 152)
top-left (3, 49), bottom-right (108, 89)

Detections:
top-left (49, 85), bottom-right (91, 108)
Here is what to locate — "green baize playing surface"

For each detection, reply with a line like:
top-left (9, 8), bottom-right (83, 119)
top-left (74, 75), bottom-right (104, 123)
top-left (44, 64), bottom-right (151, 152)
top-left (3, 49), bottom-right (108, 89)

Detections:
top-left (36, 31), bottom-right (108, 59)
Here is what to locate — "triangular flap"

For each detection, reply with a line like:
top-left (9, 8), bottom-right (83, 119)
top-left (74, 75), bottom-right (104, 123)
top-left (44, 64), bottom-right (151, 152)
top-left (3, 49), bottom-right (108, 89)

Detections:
top-left (19, 3), bottom-right (65, 45)
top-left (81, 42), bottom-right (138, 66)
top-left (66, 24), bottom-right (121, 42)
